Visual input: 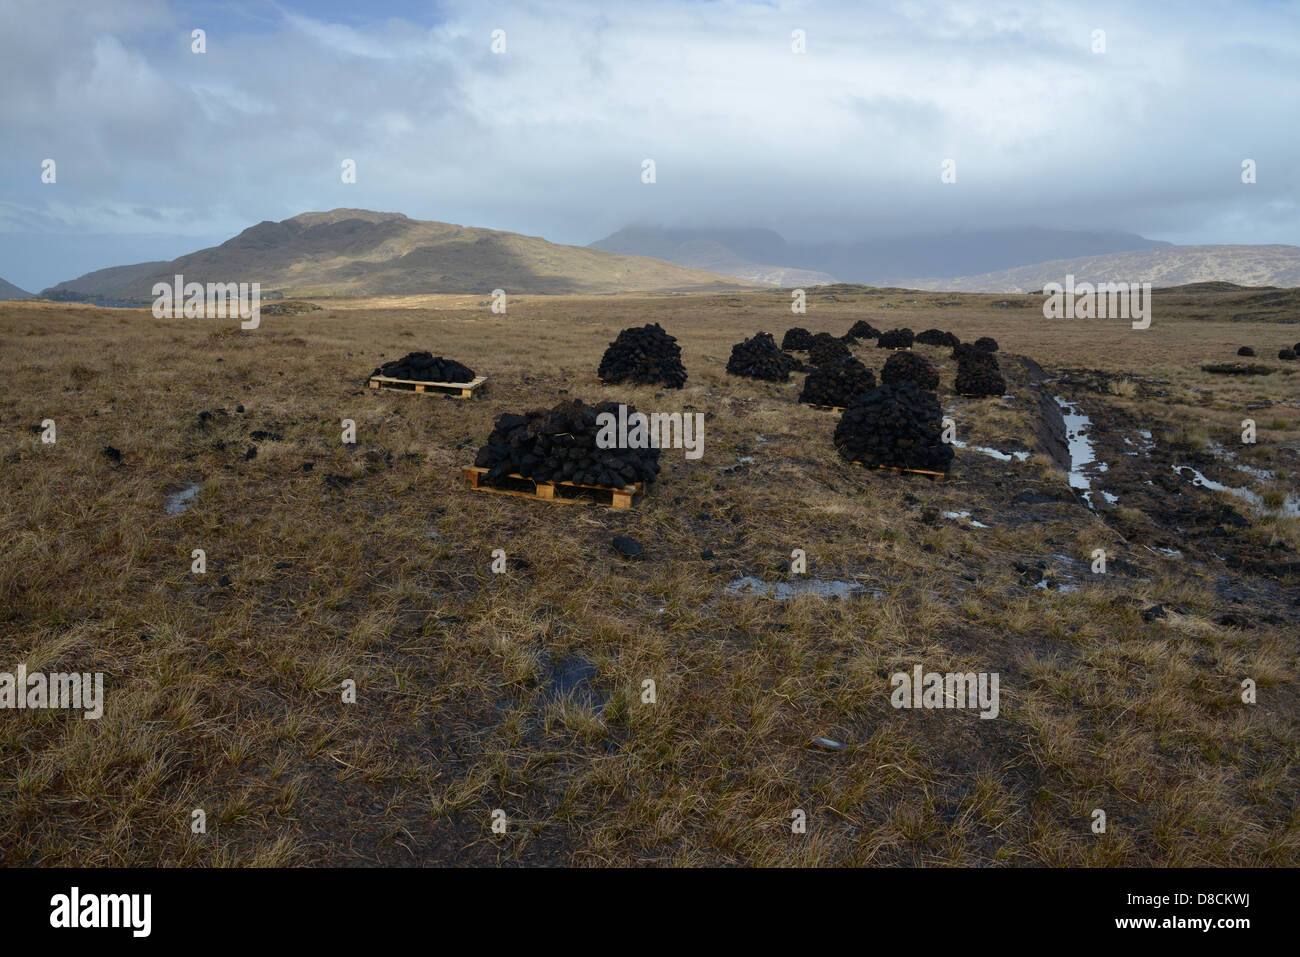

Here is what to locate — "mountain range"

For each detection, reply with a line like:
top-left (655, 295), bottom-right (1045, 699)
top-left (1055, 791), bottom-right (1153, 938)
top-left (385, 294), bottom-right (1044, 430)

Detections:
top-left (588, 225), bottom-right (1174, 285)
top-left (884, 245), bottom-right (1300, 292)
top-left (22, 212), bottom-right (1300, 302)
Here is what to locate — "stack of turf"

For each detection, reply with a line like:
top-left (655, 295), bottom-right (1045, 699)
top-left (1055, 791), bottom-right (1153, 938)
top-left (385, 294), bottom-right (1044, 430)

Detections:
top-left (843, 320), bottom-right (881, 342)
top-left (727, 332), bottom-right (802, 381)
top-left (876, 328), bottom-right (914, 350)
top-left (1237, 347), bottom-right (1256, 357)
top-left (809, 332), bottom-right (853, 367)
top-left (799, 356), bottom-right (877, 408)
top-left (974, 336), bottom-right (999, 353)
top-left (954, 350), bottom-right (1006, 396)
top-left (473, 399), bottom-right (661, 487)
top-left (1280, 349), bottom-right (1298, 361)
top-left (371, 352), bottom-right (476, 384)
top-left (782, 327), bottom-right (815, 351)
top-left (880, 351), bottom-right (940, 391)
top-left (834, 382), bottom-right (954, 473)
top-left (915, 328), bottom-right (959, 347)
top-left (598, 323), bottom-right (687, 388)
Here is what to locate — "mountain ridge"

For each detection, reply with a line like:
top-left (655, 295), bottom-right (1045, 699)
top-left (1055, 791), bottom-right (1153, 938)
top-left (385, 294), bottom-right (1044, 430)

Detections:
top-left (41, 209), bottom-right (758, 300)
top-left (885, 245), bottom-right (1300, 293)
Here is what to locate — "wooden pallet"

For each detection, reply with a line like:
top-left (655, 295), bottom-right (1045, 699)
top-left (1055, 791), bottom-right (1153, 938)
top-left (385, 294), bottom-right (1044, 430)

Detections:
top-left (368, 375), bottom-right (487, 398)
top-left (461, 466), bottom-right (645, 509)
top-left (851, 461), bottom-right (947, 482)
top-left (803, 402), bottom-right (847, 413)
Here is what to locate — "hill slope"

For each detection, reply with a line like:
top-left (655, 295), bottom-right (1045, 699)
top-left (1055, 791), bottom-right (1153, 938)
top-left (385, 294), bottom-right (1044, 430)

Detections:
top-left (0, 277), bottom-right (31, 299)
top-left (42, 210), bottom-right (756, 299)
top-left (888, 245), bottom-right (1300, 293)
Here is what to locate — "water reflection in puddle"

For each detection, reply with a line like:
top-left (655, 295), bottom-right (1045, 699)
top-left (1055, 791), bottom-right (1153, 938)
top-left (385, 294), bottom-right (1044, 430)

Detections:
top-left (725, 576), bottom-right (880, 600)
top-left (164, 483), bottom-right (203, 516)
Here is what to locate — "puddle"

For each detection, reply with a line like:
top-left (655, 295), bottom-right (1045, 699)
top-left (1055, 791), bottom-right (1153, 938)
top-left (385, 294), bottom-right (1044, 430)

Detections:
top-left (164, 483), bottom-right (203, 516)
top-left (1055, 397), bottom-right (1105, 508)
top-left (949, 440), bottom-right (1031, 462)
top-left (1173, 466), bottom-right (1300, 517)
top-left (943, 510), bottom-right (990, 528)
top-left (726, 576), bottom-right (878, 600)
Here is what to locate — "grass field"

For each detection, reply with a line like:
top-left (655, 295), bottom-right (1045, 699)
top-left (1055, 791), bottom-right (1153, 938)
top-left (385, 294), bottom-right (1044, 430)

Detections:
top-left (1, 286), bottom-right (1298, 866)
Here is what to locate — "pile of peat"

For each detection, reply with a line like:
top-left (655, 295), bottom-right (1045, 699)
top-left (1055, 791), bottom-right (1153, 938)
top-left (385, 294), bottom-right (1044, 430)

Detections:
top-left (844, 320), bottom-right (882, 342)
top-left (372, 352), bottom-right (476, 384)
top-left (877, 328), bottom-right (915, 350)
top-left (598, 323), bottom-right (687, 388)
top-left (915, 328), bottom-right (959, 347)
top-left (880, 351), bottom-right (940, 391)
top-left (809, 332), bottom-right (854, 367)
top-left (727, 332), bottom-right (802, 381)
top-left (799, 356), bottom-right (877, 408)
top-left (474, 399), bottom-right (661, 487)
top-left (782, 327), bottom-right (815, 351)
top-left (834, 382), bottom-right (954, 473)
top-left (954, 353), bottom-right (1007, 396)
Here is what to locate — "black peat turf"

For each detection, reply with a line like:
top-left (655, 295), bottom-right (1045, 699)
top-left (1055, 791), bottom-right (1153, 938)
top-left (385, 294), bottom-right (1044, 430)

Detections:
top-left (808, 332), bottom-right (853, 367)
top-left (727, 332), bottom-right (801, 381)
top-left (799, 356), bottom-right (877, 407)
top-left (597, 322), bottom-right (687, 388)
top-left (372, 352), bottom-right (476, 384)
top-left (473, 399), bottom-right (661, 487)
top-left (954, 354), bottom-right (1006, 396)
top-left (844, 320), bottom-right (882, 341)
top-left (876, 328), bottom-right (915, 350)
top-left (782, 327), bottom-right (815, 351)
top-left (880, 351), bottom-right (940, 391)
top-left (834, 382), bottom-right (954, 473)
top-left (915, 328), bottom-right (960, 347)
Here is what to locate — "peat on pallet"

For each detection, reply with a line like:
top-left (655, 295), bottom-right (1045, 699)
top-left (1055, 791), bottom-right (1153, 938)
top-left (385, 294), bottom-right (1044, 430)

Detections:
top-left (369, 375), bottom-right (488, 398)
top-left (461, 466), bottom-right (645, 509)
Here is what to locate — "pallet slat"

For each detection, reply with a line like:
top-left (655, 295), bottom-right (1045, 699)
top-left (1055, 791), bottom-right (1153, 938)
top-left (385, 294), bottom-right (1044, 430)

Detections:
top-left (368, 375), bottom-right (487, 398)
top-left (849, 461), bottom-right (947, 482)
top-left (461, 466), bottom-right (645, 509)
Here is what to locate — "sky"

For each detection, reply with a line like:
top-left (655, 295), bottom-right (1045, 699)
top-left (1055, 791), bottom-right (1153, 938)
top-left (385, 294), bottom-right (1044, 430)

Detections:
top-left (1, 0), bottom-right (1298, 291)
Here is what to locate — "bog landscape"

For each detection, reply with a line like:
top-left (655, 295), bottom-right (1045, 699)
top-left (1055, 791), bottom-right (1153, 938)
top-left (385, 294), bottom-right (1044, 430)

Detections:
top-left (2, 3), bottom-right (1298, 884)
top-left (1, 206), bottom-right (1297, 866)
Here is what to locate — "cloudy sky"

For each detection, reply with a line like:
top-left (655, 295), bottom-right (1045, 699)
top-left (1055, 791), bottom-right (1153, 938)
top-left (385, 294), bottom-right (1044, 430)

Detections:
top-left (2, 0), bottom-right (1297, 291)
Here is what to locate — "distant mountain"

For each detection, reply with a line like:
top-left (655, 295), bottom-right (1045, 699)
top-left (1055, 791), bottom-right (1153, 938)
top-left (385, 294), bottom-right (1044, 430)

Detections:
top-left (887, 245), bottom-right (1300, 293)
top-left (0, 277), bottom-right (31, 299)
top-left (42, 209), bottom-right (755, 300)
top-left (591, 226), bottom-right (836, 286)
top-left (590, 226), bottom-right (1170, 285)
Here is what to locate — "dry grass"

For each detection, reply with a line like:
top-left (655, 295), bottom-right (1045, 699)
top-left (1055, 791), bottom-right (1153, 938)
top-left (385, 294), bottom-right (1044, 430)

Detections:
top-left (1, 289), bottom-right (1297, 866)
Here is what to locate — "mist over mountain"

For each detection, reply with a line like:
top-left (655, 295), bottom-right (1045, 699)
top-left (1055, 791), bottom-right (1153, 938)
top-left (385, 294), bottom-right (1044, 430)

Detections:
top-left (590, 226), bottom-right (1172, 285)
